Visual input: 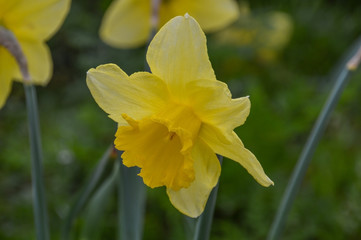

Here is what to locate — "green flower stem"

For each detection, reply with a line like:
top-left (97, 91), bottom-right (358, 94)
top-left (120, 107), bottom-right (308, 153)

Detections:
top-left (267, 42), bottom-right (361, 240)
top-left (24, 84), bottom-right (50, 240)
top-left (116, 3), bottom-right (161, 239)
top-left (117, 156), bottom-right (146, 240)
top-left (62, 145), bottom-right (113, 240)
top-left (193, 155), bottom-right (223, 240)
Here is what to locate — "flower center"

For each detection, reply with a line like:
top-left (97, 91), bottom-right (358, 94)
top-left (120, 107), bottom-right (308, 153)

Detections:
top-left (115, 104), bottom-right (201, 190)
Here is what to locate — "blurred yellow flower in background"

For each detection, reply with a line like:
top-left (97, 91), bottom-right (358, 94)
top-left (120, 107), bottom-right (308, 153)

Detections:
top-left (0, 0), bottom-right (71, 108)
top-left (88, 14), bottom-right (273, 218)
top-left (216, 2), bottom-right (293, 62)
top-left (100, 0), bottom-right (240, 48)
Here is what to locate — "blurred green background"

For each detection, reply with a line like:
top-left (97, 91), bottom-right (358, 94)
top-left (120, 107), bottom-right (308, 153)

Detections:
top-left (1, 0), bottom-right (361, 239)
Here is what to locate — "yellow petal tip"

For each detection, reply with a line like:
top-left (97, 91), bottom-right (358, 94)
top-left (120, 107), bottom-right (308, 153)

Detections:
top-left (265, 177), bottom-right (274, 187)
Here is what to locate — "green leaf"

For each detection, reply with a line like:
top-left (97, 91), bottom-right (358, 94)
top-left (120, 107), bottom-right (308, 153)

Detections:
top-left (80, 160), bottom-right (119, 240)
top-left (267, 37), bottom-right (361, 240)
top-left (62, 145), bottom-right (113, 240)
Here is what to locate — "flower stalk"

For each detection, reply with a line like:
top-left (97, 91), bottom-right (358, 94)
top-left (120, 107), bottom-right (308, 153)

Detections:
top-left (151, 0), bottom-right (161, 30)
top-left (267, 40), bottom-right (361, 240)
top-left (1, 25), bottom-right (50, 240)
top-left (347, 44), bottom-right (361, 70)
top-left (116, 2), bottom-right (162, 240)
top-left (193, 155), bottom-right (223, 240)
top-left (118, 158), bottom-right (146, 240)
top-left (24, 84), bottom-right (50, 240)
top-left (0, 26), bottom-right (30, 82)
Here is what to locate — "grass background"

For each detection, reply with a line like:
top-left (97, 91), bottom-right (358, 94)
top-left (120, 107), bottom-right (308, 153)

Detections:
top-left (1, 0), bottom-right (361, 239)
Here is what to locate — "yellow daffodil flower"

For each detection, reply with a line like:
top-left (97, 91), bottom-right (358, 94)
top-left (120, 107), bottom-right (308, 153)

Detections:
top-left (0, 0), bottom-right (71, 108)
top-left (100, 0), bottom-right (239, 48)
top-left (87, 14), bottom-right (273, 217)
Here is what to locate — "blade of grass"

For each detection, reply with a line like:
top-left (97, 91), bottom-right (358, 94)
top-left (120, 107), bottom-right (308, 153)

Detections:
top-left (267, 39), bottom-right (361, 240)
top-left (24, 84), bottom-right (50, 240)
top-left (62, 145), bottom-right (113, 240)
top-left (193, 155), bottom-right (223, 240)
top-left (80, 160), bottom-right (120, 240)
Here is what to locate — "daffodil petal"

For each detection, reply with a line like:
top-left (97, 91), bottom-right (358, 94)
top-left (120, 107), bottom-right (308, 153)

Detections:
top-left (0, 48), bottom-right (16, 108)
top-left (160, 0), bottom-right (239, 32)
top-left (87, 64), bottom-right (169, 124)
top-left (100, 0), bottom-right (151, 48)
top-left (12, 40), bottom-right (52, 85)
top-left (4, 0), bottom-right (71, 41)
top-left (147, 14), bottom-right (215, 100)
top-left (0, 1), bottom-right (19, 17)
top-left (198, 123), bottom-right (231, 145)
top-left (199, 129), bottom-right (273, 187)
top-left (185, 0), bottom-right (239, 32)
top-left (167, 139), bottom-right (221, 218)
top-left (186, 78), bottom-right (250, 133)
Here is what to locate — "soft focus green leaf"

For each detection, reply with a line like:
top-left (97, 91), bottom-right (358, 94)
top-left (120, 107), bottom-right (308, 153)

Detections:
top-left (80, 160), bottom-right (119, 240)
top-left (62, 145), bottom-right (113, 240)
